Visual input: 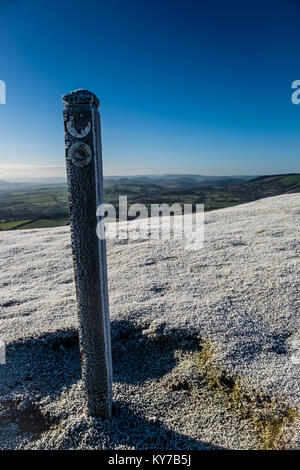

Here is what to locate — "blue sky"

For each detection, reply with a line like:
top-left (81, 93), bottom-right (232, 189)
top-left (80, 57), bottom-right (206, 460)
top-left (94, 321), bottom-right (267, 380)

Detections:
top-left (0, 0), bottom-right (299, 178)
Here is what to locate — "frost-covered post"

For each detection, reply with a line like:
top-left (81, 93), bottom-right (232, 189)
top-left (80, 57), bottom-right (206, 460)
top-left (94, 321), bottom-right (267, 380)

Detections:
top-left (62, 89), bottom-right (112, 418)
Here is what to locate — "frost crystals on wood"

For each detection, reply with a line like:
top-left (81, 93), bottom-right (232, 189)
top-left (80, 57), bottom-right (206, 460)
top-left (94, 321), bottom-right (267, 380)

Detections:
top-left (62, 89), bottom-right (113, 418)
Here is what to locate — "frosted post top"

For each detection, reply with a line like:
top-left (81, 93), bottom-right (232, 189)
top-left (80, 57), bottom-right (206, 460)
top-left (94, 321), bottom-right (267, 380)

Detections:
top-left (62, 89), bottom-right (100, 107)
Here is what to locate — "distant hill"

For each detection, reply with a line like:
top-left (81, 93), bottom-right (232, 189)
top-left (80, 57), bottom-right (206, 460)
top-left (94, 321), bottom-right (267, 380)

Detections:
top-left (0, 174), bottom-right (254, 191)
top-left (248, 174), bottom-right (300, 193)
top-left (0, 178), bottom-right (66, 190)
top-left (0, 180), bottom-right (12, 190)
top-left (103, 174), bottom-right (254, 188)
top-left (0, 173), bottom-right (299, 230)
top-left (102, 173), bottom-right (300, 214)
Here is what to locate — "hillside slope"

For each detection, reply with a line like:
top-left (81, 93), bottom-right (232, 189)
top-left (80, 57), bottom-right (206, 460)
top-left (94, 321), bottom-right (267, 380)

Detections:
top-left (0, 193), bottom-right (299, 449)
top-left (247, 173), bottom-right (300, 195)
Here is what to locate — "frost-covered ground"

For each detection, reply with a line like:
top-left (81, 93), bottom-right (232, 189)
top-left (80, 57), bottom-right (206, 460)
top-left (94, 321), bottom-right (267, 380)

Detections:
top-left (0, 194), bottom-right (299, 449)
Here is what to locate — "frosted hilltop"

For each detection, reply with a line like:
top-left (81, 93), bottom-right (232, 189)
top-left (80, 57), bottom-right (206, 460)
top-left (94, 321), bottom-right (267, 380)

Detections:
top-left (0, 193), bottom-right (299, 449)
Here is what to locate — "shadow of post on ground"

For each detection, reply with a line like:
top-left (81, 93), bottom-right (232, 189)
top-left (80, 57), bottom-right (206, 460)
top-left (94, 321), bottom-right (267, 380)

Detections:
top-left (0, 320), bottom-right (224, 449)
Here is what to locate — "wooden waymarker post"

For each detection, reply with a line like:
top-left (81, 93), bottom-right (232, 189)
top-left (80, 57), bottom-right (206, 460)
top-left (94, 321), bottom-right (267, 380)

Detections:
top-left (62, 89), bottom-right (113, 418)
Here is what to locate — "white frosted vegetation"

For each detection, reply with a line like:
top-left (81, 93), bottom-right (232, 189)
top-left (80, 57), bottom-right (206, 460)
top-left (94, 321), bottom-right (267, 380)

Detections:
top-left (0, 193), bottom-right (299, 449)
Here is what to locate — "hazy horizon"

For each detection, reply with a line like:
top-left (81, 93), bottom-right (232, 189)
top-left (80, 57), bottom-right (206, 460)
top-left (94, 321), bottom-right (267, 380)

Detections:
top-left (0, 164), bottom-right (299, 182)
top-left (0, 163), bottom-right (279, 182)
